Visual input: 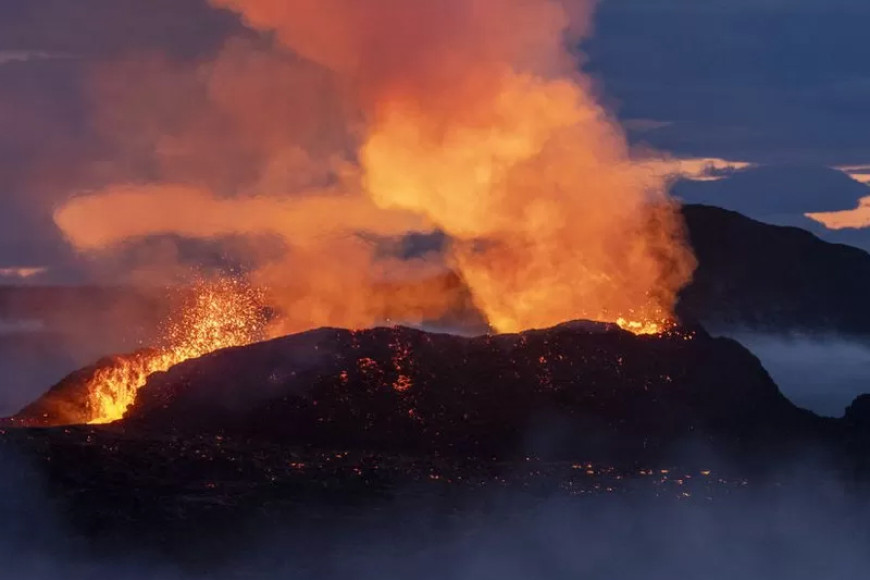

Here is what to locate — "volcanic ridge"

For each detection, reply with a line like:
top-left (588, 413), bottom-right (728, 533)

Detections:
top-left (11, 320), bottom-right (860, 465)
top-left (6, 317), bottom-right (870, 554)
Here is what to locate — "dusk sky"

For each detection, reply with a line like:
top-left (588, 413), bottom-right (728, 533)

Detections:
top-left (4, 6), bottom-right (870, 575)
top-left (2, 0), bottom-right (870, 279)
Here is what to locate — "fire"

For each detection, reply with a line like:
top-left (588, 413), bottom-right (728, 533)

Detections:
top-left (616, 318), bottom-right (671, 336)
top-left (87, 280), bottom-right (265, 424)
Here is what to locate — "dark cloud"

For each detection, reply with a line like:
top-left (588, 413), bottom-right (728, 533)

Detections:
top-left (0, 0), bottom-right (240, 59)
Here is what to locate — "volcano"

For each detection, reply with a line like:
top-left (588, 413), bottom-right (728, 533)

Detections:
top-left (11, 321), bottom-right (848, 464)
top-left (5, 319), bottom-right (870, 555)
top-left (678, 204), bottom-right (870, 334)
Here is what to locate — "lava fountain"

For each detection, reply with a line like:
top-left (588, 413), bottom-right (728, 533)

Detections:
top-left (85, 279), bottom-right (266, 424)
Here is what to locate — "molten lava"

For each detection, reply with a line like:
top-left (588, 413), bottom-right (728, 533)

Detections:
top-left (86, 280), bottom-right (265, 424)
top-left (616, 318), bottom-right (671, 336)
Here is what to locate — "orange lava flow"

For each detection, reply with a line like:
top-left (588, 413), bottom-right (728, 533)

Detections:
top-left (86, 280), bottom-right (266, 424)
top-left (615, 318), bottom-right (672, 336)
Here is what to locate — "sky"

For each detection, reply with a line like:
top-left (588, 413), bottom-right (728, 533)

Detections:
top-left (1, 0), bottom-right (870, 280)
top-left (590, 0), bottom-right (870, 165)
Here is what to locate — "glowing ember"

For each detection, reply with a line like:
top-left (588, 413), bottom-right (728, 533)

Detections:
top-left (389, 336), bottom-right (414, 393)
top-left (616, 318), bottom-right (671, 336)
top-left (87, 280), bottom-right (265, 424)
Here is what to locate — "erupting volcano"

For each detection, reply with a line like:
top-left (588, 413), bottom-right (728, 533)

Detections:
top-left (15, 280), bottom-right (668, 428)
top-left (13, 280), bottom-right (267, 426)
top-left (28, 0), bottom-right (701, 426)
top-left (5, 1), bottom-right (870, 576)
top-left (87, 280), bottom-right (267, 424)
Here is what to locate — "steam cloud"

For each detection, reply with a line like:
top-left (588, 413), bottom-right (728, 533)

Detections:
top-left (54, 0), bottom-right (695, 335)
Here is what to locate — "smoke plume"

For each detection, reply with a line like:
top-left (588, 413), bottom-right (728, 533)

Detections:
top-left (54, 0), bottom-right (695, 335)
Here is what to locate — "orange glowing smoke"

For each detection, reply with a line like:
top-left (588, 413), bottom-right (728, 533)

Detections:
top-left (53, 0), bottom-right (695, 336)
top-left (86, 280), bottom-right (265, 424)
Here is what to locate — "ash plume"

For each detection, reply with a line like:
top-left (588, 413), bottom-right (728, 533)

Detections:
top-left (53, 0), bottom-right (695, 335)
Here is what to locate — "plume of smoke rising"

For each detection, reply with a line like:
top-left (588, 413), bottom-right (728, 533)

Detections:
top-left (53, 0), bottom-right (695, 334)
top-left (54, 185), bottom-right (430, 251)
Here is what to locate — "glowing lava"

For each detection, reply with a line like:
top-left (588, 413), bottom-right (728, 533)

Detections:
top-left (87, 280), bottom-right (266, 424)
top-left (616, 318), bottom-right (671, 336)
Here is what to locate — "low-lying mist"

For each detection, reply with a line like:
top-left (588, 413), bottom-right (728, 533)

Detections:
top-left (1, 444), bottom-right (869, 580)
top-left (721, 331), bottom-right (870, 417)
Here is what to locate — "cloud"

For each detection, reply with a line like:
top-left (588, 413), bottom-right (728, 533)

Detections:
top-left (640, 157), bottom-right (754, 182)
top-left (838, 165), bottom-right (870, 185)
top-left (0, 50), bottom-right (71, 66)
top-left (0, 267), bottom-right (47, 279)
top-left (672, 163), bottom-right (870, 251)
top-left (807, 197), bottom-right (870, 230)
top-left (673, 164), bottom-right (870, 215)
top-left (622, 118), bottom-right (673, 133)
top-left (725, 331), bottom-right (870, 417)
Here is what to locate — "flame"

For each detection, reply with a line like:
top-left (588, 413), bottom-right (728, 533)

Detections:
top-left (86, 279), bottom-right (265, 424)
top-left (616, 318), bottom-right (670, 336)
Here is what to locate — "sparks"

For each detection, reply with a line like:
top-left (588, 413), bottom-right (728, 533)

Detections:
top-left (87, 279), bottom-right (266, 424)
top-left (616, 317), bottom-right (673, 336)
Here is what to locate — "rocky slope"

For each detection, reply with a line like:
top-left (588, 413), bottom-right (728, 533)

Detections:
top-left (13, 321), bottom-right (828, 463)
top-left (678, 204), bottom-right (870, 334)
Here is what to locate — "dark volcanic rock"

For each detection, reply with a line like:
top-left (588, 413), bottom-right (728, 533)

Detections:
top-left (115, 322), bottom-right (831, 462)
top-left (843, 395), bottom-right (870, 477)
top-left (2, 322), bottom-right (864, 552)
top-left (680, 204), bottom-right (870, 334)
top-left (845, 395), bottom-right (870, 429)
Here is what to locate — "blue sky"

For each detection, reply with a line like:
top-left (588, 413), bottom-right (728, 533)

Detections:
top-left (2, 0), bottom-right (870, 278)
top-left (588, 0), bottom-right (870, 164)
